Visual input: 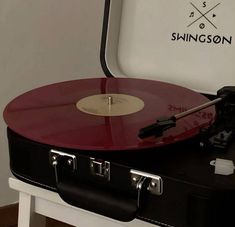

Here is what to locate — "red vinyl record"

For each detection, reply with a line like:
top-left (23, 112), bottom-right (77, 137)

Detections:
top-left (3, 78), bottom-right (215, 151)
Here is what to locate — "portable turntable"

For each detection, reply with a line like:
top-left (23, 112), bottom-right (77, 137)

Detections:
top-left (3, 1), bottom-right (235, 227)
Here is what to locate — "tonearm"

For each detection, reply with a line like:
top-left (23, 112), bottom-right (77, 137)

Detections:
top-left (138, 86), bottom-right (235, 150)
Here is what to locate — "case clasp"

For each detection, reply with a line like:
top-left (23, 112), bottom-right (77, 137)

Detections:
top-left (90, 158), bottom-right (110, 181)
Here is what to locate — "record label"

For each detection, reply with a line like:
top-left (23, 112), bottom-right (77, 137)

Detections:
top-left (76, 94), bottom-right (145, 116)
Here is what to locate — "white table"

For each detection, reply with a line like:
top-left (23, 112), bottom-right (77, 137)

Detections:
top-left (9, 177), bottom-right (159, 227)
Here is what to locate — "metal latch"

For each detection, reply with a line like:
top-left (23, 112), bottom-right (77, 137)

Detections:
top-left (130, 169), bottom-right (163, 196)
top-left (90, 158), bottom-right (110, 181)
top-left (49, 149), bottom-right (77, 171)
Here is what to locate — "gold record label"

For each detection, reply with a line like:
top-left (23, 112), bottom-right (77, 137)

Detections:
top-left (76, 94), bottom-right (145, 116)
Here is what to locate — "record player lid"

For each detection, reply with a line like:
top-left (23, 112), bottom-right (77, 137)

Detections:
top-left (3, 78), bottom-right (215, 151)
top-left (102, 1), bottom-right (235, 94)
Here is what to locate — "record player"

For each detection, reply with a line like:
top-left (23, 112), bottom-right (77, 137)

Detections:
top-left (3, 1), bottom-right (235, 227)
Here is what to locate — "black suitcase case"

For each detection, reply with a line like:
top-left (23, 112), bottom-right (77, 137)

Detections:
top-left (6, 121), bottom-right (235, 227)
top-left (4, 1), bottom-right (235, 227)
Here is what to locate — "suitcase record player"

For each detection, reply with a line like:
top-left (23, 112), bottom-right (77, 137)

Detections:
top-left (3, 1), bottom-right (235, 227)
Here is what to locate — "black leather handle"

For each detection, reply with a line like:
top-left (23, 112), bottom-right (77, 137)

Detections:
top-left (57, 178), bottom-right (138, 221)
top-left (51, 152), bottom-right (139, 221)
top-left (57, 178), bottom-right (137, 221)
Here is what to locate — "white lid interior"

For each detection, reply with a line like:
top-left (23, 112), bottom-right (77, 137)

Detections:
top-left (104, 0), bottom-right (235, 94)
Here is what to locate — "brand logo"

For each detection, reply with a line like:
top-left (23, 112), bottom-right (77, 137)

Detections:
top-left (171, 1), bottom-right (233, 45)
top-left (171, 33), bottom-right (232, 45)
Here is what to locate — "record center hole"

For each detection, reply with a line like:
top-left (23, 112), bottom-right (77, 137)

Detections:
top-left (108, 96), bottom-right (113, 105)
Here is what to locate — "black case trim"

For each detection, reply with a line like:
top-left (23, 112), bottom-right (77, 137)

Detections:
top-left (11, 169), bottom-right (57, 191)
top-left (100, 0), bottom-right (114, 78)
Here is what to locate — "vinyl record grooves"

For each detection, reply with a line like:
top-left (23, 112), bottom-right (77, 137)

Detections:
top-left (3, 78), bottom-right (215, 151)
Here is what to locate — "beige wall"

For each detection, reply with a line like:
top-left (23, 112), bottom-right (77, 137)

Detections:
top-left (0, 0), bottom-right (104, 206)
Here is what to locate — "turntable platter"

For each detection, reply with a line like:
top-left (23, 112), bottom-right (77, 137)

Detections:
top-left (3, 78), bottom-right (215, 151)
